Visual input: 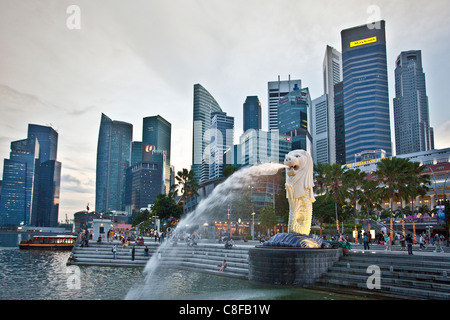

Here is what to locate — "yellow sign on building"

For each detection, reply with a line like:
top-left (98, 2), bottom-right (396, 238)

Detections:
top-left (350, 36), bottom-right (377, 47)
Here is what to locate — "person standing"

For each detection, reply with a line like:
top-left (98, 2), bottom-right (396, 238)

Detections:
top-left (434, 234), bottom-right (444, 253)
top-left (385, 234), bottom-right (391, 251)
top-left (131, 245), bottom-right (136, 261)
top-left (405, 234), bottom-right (413, 255)
top-left (112, 244), bottom-right (117, 259)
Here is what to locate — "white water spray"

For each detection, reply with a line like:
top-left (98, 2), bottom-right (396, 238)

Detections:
top-left (125, 162), bottom-right (286, 299)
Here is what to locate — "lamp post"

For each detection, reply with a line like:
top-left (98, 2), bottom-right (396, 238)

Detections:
top-left (251, 212), bottom-right (256, 240)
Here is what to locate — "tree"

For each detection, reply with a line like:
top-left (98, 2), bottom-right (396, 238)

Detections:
top-left (151, 192), bottom-right (183, 221)
top-left (343, 168), bottom-right (367, 217)
top-left (132, 209), bottom-right (151, 227)
top-left (222, 165), bottom-right (238, 178)
top-left (315, 163), bottom-right (347, 230)
top-left (176, 168), bottom-right (199, 202)
top-left (258, 205), bottom-right (278, 234)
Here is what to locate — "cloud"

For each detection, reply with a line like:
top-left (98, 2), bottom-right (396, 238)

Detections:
top-left (434, 121), bottom-right (450, 149)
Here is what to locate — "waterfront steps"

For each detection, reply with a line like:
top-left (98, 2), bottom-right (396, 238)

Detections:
top-left (352, 243), bottom-right (450, 253)
top-left (312, 250), bottom-right (450, 300)
top-left (67, 240), bottom-right (249, 279)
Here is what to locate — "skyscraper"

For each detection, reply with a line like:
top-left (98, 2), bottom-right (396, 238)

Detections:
top-left (192, 84), bottom-right (222, 182)
top-left (393, 50), bottom-right (434, 155)
top-left (0, 137), bottom-right (39, 226)
top-left (27, 124), bottom-right (61, 227)
top-left (277, 84), bottom-right (313, 154)
top-left (142, 115), bottom-right (171, 193)
top-left (207, 111), bottom-right (234, 182)
top-left (268, 76), bottom-right (302, 132)
top-left (95, 113), bottom-right (132, 213)
top-left (322, 45), bottom-right (342, 164)
top-left (334, 81), bottom-right (346, 164)
top-left (0, 124), bottom-right (61, 227)
top-left (312, 94), bottom-right (329, 164)
top-left (243, 96), bottom-right (261, 132)
top-left (341, 20), bottom-right (392, 163)
top-left (125, 149), bottom-right (165, 216)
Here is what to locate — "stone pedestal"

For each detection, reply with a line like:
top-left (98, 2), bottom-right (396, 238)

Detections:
top-left (248, 247), bottom-right (342, 286)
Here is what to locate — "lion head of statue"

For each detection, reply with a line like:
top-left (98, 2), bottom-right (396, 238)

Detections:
top-left (284, 149), bottom-right (315, 200)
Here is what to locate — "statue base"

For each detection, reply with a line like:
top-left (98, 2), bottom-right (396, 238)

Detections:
top-left (262, 232), bottom-right (330, 249)
top-left (248, 245), bottom-right (342, 286)
top-left (249, 233), bottom-right (340, 286)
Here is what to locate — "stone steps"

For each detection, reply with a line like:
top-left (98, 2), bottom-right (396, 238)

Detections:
top-left (312, 251), bottom-right (450, 300)
top-left (67, 241), bottom-right (249, 279)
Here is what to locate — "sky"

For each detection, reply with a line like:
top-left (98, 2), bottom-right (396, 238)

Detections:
top-left (0, 0), bottom-right (449, 222)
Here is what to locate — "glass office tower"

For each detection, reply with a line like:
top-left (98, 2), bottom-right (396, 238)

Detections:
top-left (142, 115), bottom-right (171, 193)
top-left (268, 76), bottom-right (302, 132)
top-left (394, 50), bottom-right (434, 155)
top-left (0, 138), bottom-right (39, 226)
top-left (192, 84), bottom-right (222, 182)
top-left (341, 21), bottom-right (392, 163)
top-left (243, 96), bottom-right (261, 132)
top-left (95, 113), bottom-right (133, 213)
top-left (207, 111), bottom-right (234, 182)
top-left (277, 84), bottom-right (312, 154)
top-left (27, 124), bottom-right (61, 227)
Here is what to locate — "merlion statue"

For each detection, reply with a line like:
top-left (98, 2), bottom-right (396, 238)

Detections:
top-left (284, 149), bottom-right (315, 235)
top-left (262, 149), bottom-right (328, 248)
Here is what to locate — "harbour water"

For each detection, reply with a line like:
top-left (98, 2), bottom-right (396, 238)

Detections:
top-left (0, 232), bottom-right (364, 300)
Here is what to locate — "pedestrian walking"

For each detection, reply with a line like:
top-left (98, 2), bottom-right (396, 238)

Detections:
top-left (419, 233), bottom-right (427, 250)
top-left (131, 245), bottom-right (136, 261)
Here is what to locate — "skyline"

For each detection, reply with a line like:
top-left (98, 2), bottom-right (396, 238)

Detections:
top-left (0, 0), bottom-right (450, 219)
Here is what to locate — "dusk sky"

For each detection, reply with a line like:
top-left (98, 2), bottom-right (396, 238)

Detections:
top-left (0, 0), bottom-right (449, 221)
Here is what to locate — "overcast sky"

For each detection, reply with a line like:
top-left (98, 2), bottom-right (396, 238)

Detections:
top-left (0, 0), bottom-right (449, 221)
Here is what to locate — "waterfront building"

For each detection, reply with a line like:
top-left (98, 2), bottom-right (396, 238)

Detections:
top-left (243, 96), bottom-right (262, 132)
top-left (322, 45), bottom-right (342, 164)
top-left (344, 147), bottom-right (450, 212)
top-left (206, 111), bottom-right (234, 183)
top-left (192, 84), bottom-right (222, 182)
top-left (393, 50), bottom-right (434, 155)
top-left (0, 124), bottom-right (61, 227)
top-left (142, 115), bottom-right (172, 194)
top-left (277, 84), bottom-right (312, 154)
top-left (268, 76), bottom-right (302, 132)
top-left (95, 113), bottom-right (133, 213)
top-left (0, 137), bottom-right (39, 226)
top-left (27, 124), bottom-right (61, 227)
top-left (341, 20), bottom-right (392, 163)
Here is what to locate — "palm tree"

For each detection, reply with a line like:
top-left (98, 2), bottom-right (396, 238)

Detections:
top-left (359, 178), bottom-right (382, 219)
top-left (404, 162), bottom-right (431, 215)
top-left (343, 168), bottom-right (367, 217)
top-left (375, 157), bottom-right (410, 215)
top-left (314, 163), bottom-right (347, 231)
top-left (175, 168), bottom-right (199, 203)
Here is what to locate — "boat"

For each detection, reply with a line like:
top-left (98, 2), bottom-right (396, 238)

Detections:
top-left (19, 235), bottom-right (77, 250)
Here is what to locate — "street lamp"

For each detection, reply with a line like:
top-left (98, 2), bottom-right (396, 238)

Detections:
top-left (251, 212), bottom-right (256, 240)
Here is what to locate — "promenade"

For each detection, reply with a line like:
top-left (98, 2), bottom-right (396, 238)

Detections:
top-left (67, 238), bottom-right (450, 300)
